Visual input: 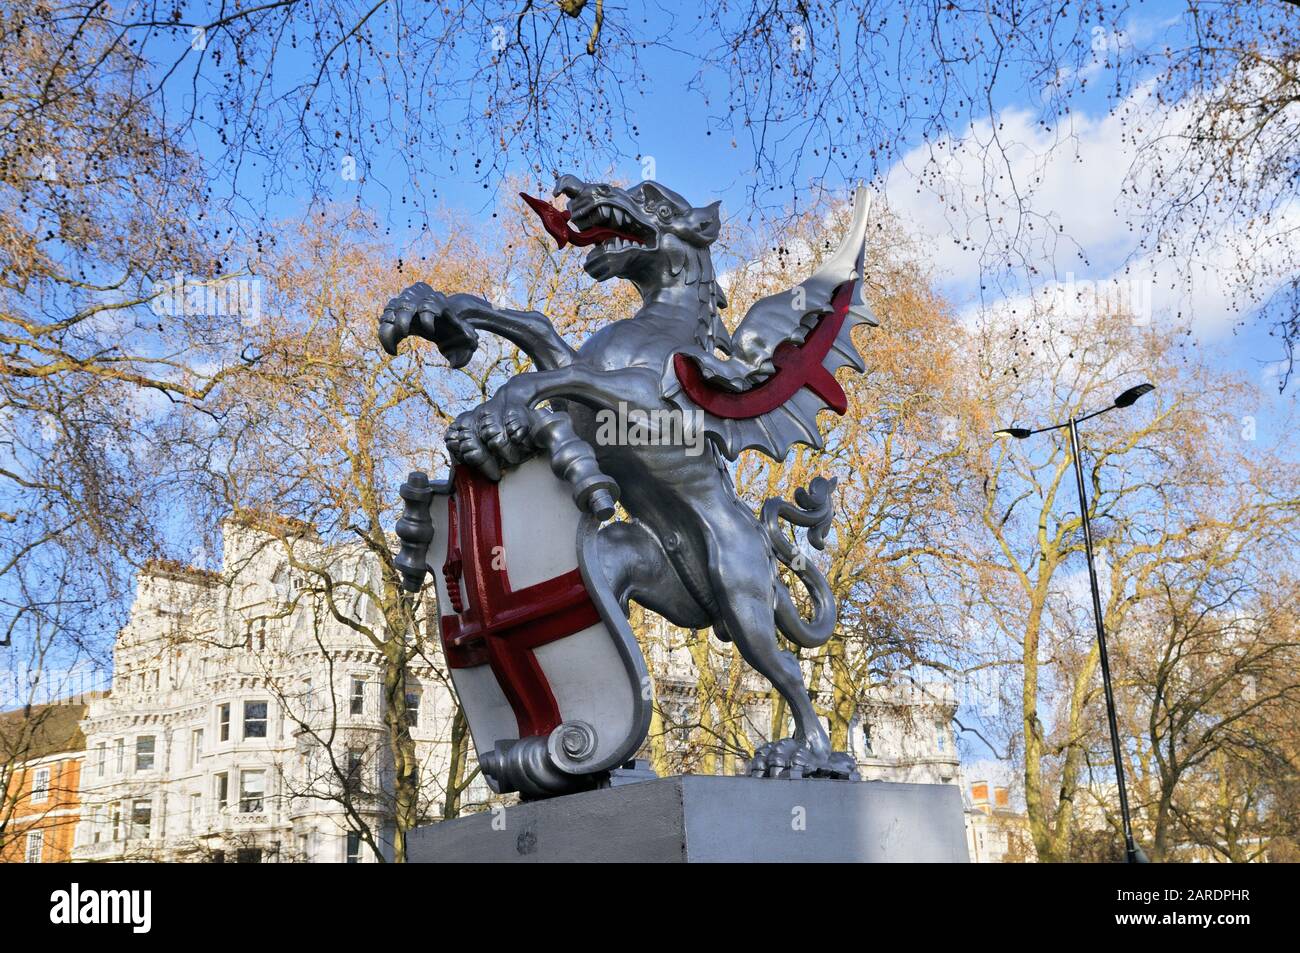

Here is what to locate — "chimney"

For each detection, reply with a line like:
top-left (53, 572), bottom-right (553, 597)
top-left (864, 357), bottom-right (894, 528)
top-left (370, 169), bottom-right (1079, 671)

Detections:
top-left (970, 780), bottom-right (989, 814)
top-left (994, 786), bottom-right (1010, 810)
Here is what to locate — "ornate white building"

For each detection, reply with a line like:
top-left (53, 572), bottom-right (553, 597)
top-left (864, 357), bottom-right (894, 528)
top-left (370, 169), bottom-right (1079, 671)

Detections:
top-left (74, 519), bottom-right (479, 863)
top-left (73, 522), bottom-right (964, 862)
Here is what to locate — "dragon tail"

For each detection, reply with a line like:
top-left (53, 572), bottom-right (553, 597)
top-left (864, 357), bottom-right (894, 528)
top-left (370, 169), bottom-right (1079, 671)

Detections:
top-left (761, 476), bottom-right (838, 650)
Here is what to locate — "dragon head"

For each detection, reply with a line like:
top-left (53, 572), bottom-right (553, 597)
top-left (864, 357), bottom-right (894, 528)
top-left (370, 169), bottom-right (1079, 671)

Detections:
top-left (525, 175), bottom-right (723, 294)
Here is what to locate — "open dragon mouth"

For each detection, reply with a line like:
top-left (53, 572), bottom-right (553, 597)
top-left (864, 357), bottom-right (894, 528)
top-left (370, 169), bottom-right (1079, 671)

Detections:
top-left (520, 192), bottom-right (653, 251)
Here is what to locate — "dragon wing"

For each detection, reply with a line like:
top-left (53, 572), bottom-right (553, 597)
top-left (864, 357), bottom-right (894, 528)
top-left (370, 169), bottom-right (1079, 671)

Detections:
top-left (661, 187), bottom-right (877, 462)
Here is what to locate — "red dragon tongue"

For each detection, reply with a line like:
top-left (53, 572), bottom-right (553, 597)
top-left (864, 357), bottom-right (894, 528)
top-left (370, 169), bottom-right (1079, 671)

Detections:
top-left (519, 191), bottom-right (646, 249)
top-left (519, 192), bottom-right (575, 249)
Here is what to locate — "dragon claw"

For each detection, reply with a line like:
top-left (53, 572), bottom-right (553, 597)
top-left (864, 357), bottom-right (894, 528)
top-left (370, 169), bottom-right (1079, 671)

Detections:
top-left (502, 407), bottom-right (534, 446)
top-left (446, 412), bottom-right (501, 481)
top-left (377, 283), bottom-right (479, 365)
top-left (447, 398), bottom-right (538, 478)
top-left (748, 739), bottom-right (860, 781)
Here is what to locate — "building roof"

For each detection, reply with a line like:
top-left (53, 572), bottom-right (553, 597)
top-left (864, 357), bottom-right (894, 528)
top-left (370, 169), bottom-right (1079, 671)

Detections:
top-left (224, 510), bottom-right (319, 541)
top-left (142, 557), bottom-right (222, 586)
top-left (0, 698), bottom-right (92, 761)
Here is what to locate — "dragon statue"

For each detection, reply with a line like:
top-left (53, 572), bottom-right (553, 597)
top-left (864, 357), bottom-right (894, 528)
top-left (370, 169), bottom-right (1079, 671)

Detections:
top-left (379, 174), bottom-right (877, 797)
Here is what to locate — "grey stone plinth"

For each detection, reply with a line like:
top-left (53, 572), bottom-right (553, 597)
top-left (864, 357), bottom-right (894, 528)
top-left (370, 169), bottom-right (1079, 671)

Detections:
top-left (407, 775), bottom-right (969, 863)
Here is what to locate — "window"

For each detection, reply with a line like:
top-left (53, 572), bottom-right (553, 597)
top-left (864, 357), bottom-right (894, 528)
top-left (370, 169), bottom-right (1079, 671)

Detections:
top-left (96, 742), bottom-right (106, 778)
top-left (24, 829), bottom-right (43, 863)
top-left (243, 700), bottom-right (268, 739)
top-left (235, 847), bottom-right (263, 864)
top-left (861, 720), bottom-right (873, 755)
top-left (111, 804), bottom-right (121, 842)
top-left (349, 678), bottom-right (366, 716)
top-left (404, 691), bottom-right (420, 728)
top-left (131, 799), bottom-right (152, 840)
top-left (344, 749), bottom-right (365, 797)
top-left (135, 735), bottom-right (156, 772)
top-left (345, 830), bottom-right (362, 864)
top-left (190, 793), bottom-right (202, 832)
top-left (31, 766), bottom-right (50, 804)
top-left (935, 721), bottom-right (947, 753)
top-left (114, 738), bottom-right (124, 774)
top-left (215, 772), bottom-right (229, 811)
top-left (91, 807), bottom-right (104, 844)
top-left (190, 728), bottom-right (204, 768)
top-left (297, 833), bottom-right (310, 861)
top-left (239, 769), bottom-right (265, 813)
top-left (218, 702), bottom-right (231, 741)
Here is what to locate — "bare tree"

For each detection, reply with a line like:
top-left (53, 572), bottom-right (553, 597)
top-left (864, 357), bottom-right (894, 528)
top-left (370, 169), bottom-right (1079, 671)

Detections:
top-left (968, 301), bottom-right (1300, 861)
top-left (1, 6), bottom-right (243, 723)
top-left (1122, 570), bottom-right (1300, 861)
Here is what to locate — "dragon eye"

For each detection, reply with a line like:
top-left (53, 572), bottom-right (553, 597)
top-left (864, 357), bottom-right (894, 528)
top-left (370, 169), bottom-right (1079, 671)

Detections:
top-left (656, 204), bottom-right (673, 223)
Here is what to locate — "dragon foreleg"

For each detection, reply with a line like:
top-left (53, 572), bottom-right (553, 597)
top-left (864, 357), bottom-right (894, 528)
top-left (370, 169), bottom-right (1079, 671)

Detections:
top-left (378, 283), bottom-right (576, 371)
top-left (452, 298), bottom-right (577, 370)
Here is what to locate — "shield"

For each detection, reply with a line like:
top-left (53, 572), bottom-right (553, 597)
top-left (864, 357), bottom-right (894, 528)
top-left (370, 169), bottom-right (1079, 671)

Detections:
top-left (423, 455), bottom-right (650, 798)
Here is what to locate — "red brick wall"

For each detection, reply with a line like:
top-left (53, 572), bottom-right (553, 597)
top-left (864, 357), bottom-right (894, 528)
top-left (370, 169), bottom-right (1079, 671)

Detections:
top-left (1, 756), bottom-right (82, 863)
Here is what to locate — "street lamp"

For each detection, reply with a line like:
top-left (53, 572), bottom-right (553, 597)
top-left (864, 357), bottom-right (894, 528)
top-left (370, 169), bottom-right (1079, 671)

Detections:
top-left (995, 382), bottom-right (1154, 864)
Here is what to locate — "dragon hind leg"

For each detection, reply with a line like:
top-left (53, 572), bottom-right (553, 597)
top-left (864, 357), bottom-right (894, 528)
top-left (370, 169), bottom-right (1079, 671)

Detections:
top-left (707, 528), bottom-right (859, 780)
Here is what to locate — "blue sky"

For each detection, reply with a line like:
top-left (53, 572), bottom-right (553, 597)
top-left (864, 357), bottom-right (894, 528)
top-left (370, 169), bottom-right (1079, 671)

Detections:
top-left (157, 0), bottom-right (1294, 412)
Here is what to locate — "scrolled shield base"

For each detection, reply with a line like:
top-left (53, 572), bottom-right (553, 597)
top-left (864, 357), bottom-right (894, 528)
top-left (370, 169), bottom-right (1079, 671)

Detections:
top-left (480, 731), bottom-right (607, 801)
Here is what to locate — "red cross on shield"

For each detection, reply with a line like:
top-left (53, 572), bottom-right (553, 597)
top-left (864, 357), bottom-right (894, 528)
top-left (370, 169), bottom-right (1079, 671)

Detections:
top-left (427, 456), bottom-right (650, 794)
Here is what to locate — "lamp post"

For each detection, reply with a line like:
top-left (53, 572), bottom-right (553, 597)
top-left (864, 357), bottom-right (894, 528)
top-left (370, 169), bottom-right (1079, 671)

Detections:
top-left (995, 382), bottom-right (1154, 864)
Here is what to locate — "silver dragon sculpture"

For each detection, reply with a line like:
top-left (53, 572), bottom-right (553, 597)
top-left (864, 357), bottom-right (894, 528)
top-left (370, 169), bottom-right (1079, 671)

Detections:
top-left (379, 174), bottom-right (876, 780)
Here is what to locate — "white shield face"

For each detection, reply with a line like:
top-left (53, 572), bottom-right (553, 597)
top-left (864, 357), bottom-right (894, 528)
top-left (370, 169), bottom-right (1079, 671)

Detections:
top-left (426, 456), bottom-right (643, 789)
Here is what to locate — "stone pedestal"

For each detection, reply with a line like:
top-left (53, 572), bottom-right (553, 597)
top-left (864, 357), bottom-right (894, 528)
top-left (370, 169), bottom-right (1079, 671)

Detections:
top-left (408, 775), bottom-right (969, 863)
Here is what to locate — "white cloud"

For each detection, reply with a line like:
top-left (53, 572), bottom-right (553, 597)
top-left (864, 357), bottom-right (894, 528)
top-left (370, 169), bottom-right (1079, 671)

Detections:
top-left (882, 85), bottom-right (1299, 343)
